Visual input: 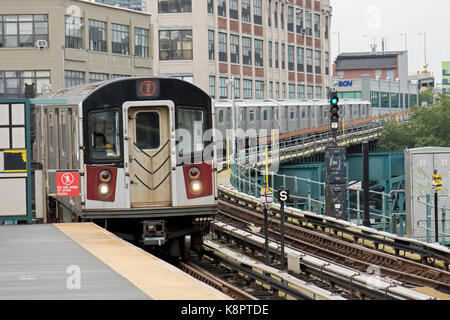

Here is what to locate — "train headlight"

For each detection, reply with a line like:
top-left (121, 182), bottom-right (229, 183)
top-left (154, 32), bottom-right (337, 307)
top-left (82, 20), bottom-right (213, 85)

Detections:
top-left (98, 183), bottom-right (111, 197)
top-left (188, 166), bottom-right (201, 179)
top-left (190, 180), bottom-right (203, 195)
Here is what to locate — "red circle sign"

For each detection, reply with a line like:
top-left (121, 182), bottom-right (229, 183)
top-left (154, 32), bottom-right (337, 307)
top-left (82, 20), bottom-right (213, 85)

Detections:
top-left (139, 80), bottom-right (157, 97)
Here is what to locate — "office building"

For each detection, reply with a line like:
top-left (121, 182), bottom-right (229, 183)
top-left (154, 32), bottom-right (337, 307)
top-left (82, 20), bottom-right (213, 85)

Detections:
top-left (0, 0), bottom-right (152, 98)
top-left (146, 0), bottom-right (332, 100)
top-left (442, 61), bottom-right (450, 94)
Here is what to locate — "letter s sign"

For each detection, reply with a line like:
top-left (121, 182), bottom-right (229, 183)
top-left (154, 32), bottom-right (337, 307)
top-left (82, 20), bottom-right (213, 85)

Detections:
top-left (278, 189), bottom-right (290, 203)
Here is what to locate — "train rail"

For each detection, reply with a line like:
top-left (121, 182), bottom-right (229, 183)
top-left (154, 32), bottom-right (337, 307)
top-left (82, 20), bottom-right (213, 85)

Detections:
top-left (209, 222), bottom-right (436, 300)
top-left (217, 188), bottom-right (450, 292)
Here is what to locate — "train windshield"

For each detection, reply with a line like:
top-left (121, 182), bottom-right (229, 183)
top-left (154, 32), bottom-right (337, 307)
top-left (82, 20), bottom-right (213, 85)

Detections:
top-left (176, 108), bottom-right (205, 154)
top-left (88, 110), bottom-right (121, 160)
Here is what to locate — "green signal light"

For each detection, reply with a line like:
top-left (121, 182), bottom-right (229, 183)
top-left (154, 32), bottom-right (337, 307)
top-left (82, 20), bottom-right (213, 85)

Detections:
top-left (331, 97), bottom-right (339, 105)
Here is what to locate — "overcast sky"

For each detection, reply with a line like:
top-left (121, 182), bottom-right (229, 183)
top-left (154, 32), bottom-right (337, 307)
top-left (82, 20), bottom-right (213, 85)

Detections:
top-left (330, 0), bottom-right (450, 84)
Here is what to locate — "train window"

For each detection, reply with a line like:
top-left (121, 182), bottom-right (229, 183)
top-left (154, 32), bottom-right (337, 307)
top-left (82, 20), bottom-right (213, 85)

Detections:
top-left (274, 109), bottom-right (279, 121)
top-left (177, 108), bottom-right (205, 153)
top-left (136, 112), bottom-right (160, 150)
top-left (61, 110), bottom-right (68, 157)
top-left (263, 109), bottom-right (268, 121)
top-left (290, 111), bottom-right (295, 120)
top-left (218, 110), bottom-right (224, 123)
top-left (88, 110), bottom-right (121, 160)
top-left (302, 110), bottom-right (306, 118)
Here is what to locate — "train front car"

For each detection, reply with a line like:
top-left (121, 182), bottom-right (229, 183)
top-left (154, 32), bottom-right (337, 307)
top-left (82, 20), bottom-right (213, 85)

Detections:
top-left (45, 78), bottom-right (216, 258)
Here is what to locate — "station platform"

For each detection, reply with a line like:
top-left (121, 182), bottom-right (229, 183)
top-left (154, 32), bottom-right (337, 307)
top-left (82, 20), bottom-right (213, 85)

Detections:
top-left (217, 169), bottom-right (234, 189)
top-left (0, 223), bottom-right (230, 300)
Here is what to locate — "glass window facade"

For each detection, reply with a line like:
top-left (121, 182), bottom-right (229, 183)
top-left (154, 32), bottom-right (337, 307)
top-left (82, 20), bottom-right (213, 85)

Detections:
top-left (306, 49), bottom-right (313, 73)
top-left (218, 32), bottom-right (227, 62)
top-left (219, 77), bottom-right (227, 98)
top-left (296, 9), bottom-right (303, 34)
top-left (314, 14), bottom-right (320, 38)
top-left (218, 0), bottom-right (226, 17)
top-left (0, 14), bottom-right (48, 48)
top-left (0, 70), bottom-right (50, 98)
top-left (253, 0), bottom-right (262, 25)
top-left (254, 39), bottom-right (263, 67)
top-left (243, 79), bottom-right (252, 99)
top-left (297, 47), bottom-right (304, 72)
top-left (159, 29), bottom-right (193, 60)
top-left (89, 72), bottom-right (108, 83)
top-left (208, 30), bottom-right (215, 60)
top-left (229, 0), bottom-right (238, 19)
top-left (111, 24), bottom-right (129, 55)
top-left (242, 36), bottom-right (251, 65)
top-left (135, 27), bottom-right (149, 58)
top-left (89, 19), bottom-right (107, 52)
top-left (288, 45), bottom-right (294, 71)
top-left (209, 75), bottom-right (215, 97)
top-left (65, 16), bottom-right (82, 49)
top-left (158, 0), bottom-right (192, 13)
top-left (241, 0), bottom-right (250, 22)
top-left (64, 70), bottom-right (84, 88)
top-left (255, 80), bottom-right (264, 99)
top-left (230, 34), bottom-right (239, 63)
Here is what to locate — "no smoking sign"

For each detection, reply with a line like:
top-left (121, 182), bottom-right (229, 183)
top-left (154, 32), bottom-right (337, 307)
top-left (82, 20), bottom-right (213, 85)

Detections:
top-left (56, 172), bottom-right (80, 197)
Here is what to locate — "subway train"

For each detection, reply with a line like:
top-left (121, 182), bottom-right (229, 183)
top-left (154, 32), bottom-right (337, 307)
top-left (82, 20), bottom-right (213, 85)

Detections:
top-left (31, 77), bottom-right (216, 258)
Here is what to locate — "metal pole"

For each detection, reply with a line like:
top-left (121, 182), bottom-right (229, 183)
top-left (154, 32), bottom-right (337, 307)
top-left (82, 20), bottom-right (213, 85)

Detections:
top-left (264, 205), bottom-right (270, 265)
top-left (280, 199), bottom-right (285, 271)
top-left (363, 142), bottom-right (371, 227)
top-left (435, 192), bottom-right (439, 243)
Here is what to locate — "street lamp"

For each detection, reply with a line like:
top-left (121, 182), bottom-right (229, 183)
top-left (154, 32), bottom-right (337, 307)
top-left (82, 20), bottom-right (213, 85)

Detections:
top-left (332, 31), bottom-right (341, 55)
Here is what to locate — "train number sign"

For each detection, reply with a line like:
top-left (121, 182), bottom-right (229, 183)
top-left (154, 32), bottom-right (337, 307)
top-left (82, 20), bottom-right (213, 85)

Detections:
top-left (56, 171), bottom-right (80, 197)
top-left (137, 79), bottom-right (160, 99)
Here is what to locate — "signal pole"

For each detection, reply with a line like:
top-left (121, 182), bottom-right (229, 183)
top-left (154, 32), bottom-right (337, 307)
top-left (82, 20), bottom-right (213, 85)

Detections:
top-left (432, 170), bottom-right (443, 243)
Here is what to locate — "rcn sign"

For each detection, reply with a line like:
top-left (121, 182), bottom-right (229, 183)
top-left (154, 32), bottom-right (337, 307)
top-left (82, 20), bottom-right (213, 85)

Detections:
top-left (333, 80), bottom-right (353, 87)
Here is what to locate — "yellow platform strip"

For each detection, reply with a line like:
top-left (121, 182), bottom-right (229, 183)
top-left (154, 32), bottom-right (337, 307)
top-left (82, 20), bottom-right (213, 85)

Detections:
top-left (54, 223), bottom-right (230, 300)
top-left (218, 170), bottom-right (234, 189)
top-left (411, 287), bottom-right (450, 300)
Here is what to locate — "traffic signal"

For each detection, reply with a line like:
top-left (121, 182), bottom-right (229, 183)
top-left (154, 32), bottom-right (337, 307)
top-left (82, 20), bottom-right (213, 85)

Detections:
top-left (432, 170), bottom-right (443, 191)
top-left (330, 92), bottom-right (340, 130)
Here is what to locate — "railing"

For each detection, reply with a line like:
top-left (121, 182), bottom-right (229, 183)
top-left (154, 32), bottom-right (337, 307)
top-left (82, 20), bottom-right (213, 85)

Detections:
top-left (417, 195), bottom-right (450, 245)
top-left (227, 114), bottom-right (412, 236)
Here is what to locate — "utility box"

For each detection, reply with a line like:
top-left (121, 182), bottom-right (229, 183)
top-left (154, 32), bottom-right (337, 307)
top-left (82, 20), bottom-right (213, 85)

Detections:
top-left (405, 147), bottom-right (450, 242)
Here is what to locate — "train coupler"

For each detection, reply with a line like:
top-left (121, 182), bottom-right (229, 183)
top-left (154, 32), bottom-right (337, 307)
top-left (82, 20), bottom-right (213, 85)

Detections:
top-left (142, 220), bottom-right (166, 246)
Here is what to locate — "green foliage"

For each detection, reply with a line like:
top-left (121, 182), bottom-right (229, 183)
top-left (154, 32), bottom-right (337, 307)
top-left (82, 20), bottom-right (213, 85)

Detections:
top-left (418, 87), bottom-right (434, 106)
top-left (377, 94), bottom-right (450, 152)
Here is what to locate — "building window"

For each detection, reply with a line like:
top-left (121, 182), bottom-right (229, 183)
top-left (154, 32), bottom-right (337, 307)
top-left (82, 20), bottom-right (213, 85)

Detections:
top-left (281, 43), bottom-right (285, 70)
top-left (208, 30), bottom-right (215, 60)
top-left (288, 45), bottom-right (294, 71)
top-left (314, 14), bottom-right (320, 38)
top-left (208, 0), bottom-right (214, 14)
top-left (65, 16), bottom-right (82, 49)
top-left (243, 79), bottom-right (252, 99)
top-left (307, 85), bottom-right (313, 99)
top-left (255, 80), bottom-right (264, 99)
top-left (242, 37), bottom-right (252, 65)
top-left (0, 70), bottom-right (50, 98)
top-left (64, 70), bottom-right (84, 88)
top-left (282, 82), bottom-right (286, 99)
top-left (159, 29), bottom-right (193, 60)
top-left (111, 74), bottom-right (130, 80)
top-left (289, 84), bottom-right (295, 99)
top-left (315, 86), bottom-right (322, 99)
top-left (218, 32), bottom-right (227, 62)
top-left (0, 14), bottom-right (48, 48)
top-left (242, 0), bottom-right (250, 22)
top-left (274, 42), bottom-right (279, 69)
top-left (218, 0), bottom-right (226, 17)
top-left (275, 81), bottom-right (279, 99)
top-left (234, 77), bottom-right (240, 98)
top-left (89, 72), bottom-right (108, 83)
top-left (89, 20), bottom-right (107, 52)
top-left (254, 0), bottom-right (263, 25)
top-left (135, 27), bottom-right (149, 58)
top-left (287, 6), bottom-right (294, 32)
top-left (269, 81), bottom-right (273, 99)
top-left (219, 77), bottom-right (227, 98)
top-left (209, 75), bottom-right (215, 97)
top-left (268, 41), bottom-right (272, 68)
top-left (325, 52), bottom-right (329, 75)
top-left (296, 9), bottom-right (303, 34)
top-left (111, 24), bottom-right (129, 55)
top-left (306, 49), bottom-right (313, 73)
top-left (268, 0), bottom-right (272, 26)
top-left (314, 50), bottom-right (321, 74)
top-left (297, 84), bottom-right (305, 99)
top-left (158, 0), bottom-right (192, 13)
top-left (254, 39), bottom-right (263, 67)
top-left (280, 4), bottom-right (284, 29)
top-left (324, 15), bottom-right (329, 40)
top-left (230, 34), bottom-right (239, 63)
top-left (274, 1), bottom-right (278, 28)
top-left (305, 11), bottom-right (312, 36)
top-left (229, 0), bottom-right (239, 19)
top-left (297, 47), bottom-right (304, 72)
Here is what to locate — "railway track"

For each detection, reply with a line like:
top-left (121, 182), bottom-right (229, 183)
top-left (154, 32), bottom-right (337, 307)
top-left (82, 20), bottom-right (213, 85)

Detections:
top-left (217, 195), bottom-right (450, 293)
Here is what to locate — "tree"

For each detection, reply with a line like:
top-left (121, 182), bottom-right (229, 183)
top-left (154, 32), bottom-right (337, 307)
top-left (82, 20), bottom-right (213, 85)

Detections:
top-left (377, 94), bottom-right (450, 151)
top-left (418, 86), bottom-right (434, 106)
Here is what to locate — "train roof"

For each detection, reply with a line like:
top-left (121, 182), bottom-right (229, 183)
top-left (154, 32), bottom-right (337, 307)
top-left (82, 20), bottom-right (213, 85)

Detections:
top-left (37, 77), bottom-right (210, 106)
top-left (214, 99), bottom-right (371, 107)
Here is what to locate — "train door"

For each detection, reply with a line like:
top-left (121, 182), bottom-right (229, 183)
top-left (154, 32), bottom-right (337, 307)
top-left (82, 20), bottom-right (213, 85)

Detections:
top-left (128, 106), bottom-right (172, 207)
